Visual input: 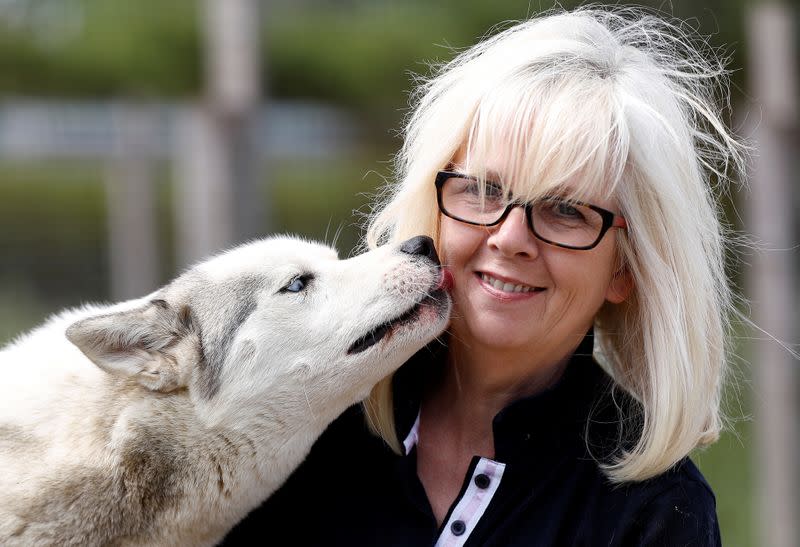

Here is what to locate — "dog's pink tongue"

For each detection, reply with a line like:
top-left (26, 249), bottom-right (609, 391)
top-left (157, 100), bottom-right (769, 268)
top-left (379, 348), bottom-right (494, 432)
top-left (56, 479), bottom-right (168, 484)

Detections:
top-left (438, 268), bottom-right (454, 291)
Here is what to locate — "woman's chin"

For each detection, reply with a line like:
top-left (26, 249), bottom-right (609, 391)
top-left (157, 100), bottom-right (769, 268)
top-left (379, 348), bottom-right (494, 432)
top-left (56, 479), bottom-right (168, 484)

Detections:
top-left (455, 317), bottom-right (543, 352)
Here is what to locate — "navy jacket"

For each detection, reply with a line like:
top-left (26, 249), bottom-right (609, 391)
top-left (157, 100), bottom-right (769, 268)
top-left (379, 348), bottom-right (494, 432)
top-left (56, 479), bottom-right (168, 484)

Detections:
top-left (222, 334), bottom-right (721, 546)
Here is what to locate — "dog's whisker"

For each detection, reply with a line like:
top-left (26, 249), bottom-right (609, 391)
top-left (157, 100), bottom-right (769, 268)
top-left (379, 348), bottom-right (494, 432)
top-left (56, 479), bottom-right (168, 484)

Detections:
top-left (302, 383), bottom-right (317, 421)
top-left (331, 223), bottom-right (345, 251)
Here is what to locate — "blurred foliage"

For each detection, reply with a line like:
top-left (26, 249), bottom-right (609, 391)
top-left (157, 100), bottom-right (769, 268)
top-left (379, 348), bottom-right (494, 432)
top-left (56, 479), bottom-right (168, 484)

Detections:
top-left (0, 153), bottom-right (391, 324)
top-left (0, 0), bottom-right (749, 130)
top-left (0, 0), bottom-right (201, 97)
top-left (693, 331), bottom-right (756, 547)
top-left (695, 423), bottom-right (755, 547)
top-left (0, 161), bottom-right (107, 301)
top-left (270, 154), bottom-right (391, 255)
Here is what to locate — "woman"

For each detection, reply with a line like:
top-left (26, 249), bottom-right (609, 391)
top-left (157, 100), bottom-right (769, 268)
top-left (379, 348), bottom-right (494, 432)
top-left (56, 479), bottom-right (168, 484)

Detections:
top-left (224, 6), bottom-right (743, 545)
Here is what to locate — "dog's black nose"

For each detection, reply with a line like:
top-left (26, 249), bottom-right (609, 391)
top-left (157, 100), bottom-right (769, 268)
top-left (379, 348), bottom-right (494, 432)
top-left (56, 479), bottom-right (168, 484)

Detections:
top-left (400, 236), bottom-right (439, 263)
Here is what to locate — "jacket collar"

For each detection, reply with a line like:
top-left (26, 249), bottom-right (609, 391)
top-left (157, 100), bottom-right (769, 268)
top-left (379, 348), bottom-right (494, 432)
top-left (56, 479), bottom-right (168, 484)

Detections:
top-left (391, 330), bottom-right (638, 465)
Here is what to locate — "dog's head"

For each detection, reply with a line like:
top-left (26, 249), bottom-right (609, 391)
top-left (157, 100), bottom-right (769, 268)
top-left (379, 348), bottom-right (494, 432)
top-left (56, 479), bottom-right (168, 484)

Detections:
top-left (66, 235), bottom-right (451, 425)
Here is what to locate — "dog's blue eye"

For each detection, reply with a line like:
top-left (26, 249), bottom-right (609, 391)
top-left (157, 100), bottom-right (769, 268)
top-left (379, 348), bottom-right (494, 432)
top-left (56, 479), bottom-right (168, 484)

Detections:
top-left (283, 275), bottom-right (310, 293)
top-left (286, 278), bottom-right (305, 292)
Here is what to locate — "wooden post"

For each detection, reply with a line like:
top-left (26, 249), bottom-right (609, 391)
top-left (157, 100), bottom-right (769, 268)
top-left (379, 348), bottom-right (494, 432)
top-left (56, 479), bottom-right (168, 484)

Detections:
top-left (745, 4), bottom-right (799, 547)
top-left (174, 0), bottom-right (264, 269)
top-left (105, 104), bottom-right (160, 300)
top-left (173, 105), bottom-right (236, 268)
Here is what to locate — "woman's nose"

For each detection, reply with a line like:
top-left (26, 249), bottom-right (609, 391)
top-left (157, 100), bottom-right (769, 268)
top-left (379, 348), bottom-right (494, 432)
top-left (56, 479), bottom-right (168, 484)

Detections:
top-left (486, 206), bottom-right (540, 258)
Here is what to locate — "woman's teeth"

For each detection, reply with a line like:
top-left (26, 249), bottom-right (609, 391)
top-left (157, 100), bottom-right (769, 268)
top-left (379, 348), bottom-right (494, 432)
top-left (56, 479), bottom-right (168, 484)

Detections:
top-left (480, 273), bottom-right (541, 293)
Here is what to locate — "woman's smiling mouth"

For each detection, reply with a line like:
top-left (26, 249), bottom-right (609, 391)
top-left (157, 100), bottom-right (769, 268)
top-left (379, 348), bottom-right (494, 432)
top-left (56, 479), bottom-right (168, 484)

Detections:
top-left (478, 272), bottom-right (546, 294)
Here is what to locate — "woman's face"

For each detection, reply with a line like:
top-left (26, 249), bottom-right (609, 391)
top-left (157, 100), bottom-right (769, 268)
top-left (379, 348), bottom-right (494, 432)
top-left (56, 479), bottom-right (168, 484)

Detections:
top-left (440, 149), bottom-right (631, 364)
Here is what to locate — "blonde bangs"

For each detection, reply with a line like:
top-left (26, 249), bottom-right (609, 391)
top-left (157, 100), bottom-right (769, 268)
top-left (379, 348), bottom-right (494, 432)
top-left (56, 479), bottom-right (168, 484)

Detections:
top-left (461, 67), bottom-right (628, 206)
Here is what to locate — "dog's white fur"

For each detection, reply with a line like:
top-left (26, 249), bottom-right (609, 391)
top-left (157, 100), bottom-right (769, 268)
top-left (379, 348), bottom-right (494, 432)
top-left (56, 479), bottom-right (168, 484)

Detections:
top-left (0, 235), bottom-right (450, 546)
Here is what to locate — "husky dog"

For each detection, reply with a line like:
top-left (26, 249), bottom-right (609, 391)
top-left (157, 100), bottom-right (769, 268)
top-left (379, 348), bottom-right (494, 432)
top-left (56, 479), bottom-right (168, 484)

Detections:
top-left (0, 235), bottom-right (451, 546)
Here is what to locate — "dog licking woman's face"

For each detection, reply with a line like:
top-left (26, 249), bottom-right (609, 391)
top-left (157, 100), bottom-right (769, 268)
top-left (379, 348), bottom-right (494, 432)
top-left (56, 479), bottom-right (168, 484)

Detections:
top-left (67, 236), bottom-right (451, 428)
top-left (439, 147), bottom-right (632, 373)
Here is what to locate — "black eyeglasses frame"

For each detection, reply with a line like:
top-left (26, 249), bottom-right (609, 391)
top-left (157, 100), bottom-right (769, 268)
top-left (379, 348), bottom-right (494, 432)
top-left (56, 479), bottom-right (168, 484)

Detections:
top-left (434, 170), bottom-right (627, 251)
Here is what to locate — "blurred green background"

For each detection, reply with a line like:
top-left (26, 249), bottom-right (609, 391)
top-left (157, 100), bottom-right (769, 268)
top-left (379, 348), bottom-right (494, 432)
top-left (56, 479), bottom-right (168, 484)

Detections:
top-left (0, 2), bottom-right (792, 545)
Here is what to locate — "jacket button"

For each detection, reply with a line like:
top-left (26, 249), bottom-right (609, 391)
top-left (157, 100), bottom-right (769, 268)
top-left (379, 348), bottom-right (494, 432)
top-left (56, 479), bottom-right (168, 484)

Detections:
top-left (451, 520), bottom-right (466, 536)
top-left (474, 473), bottom-right (490, 489)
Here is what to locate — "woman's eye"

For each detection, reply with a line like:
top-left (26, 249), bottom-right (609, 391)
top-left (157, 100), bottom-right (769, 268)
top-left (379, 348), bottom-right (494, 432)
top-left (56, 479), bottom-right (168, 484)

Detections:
top-left (555, 202), bottom-right (582, 218)
top-left (284, 276), bottom-right (307, 293)
top-left (462, 180), bottom-right (503, 199)
top-left (558, 203), bottom-right (576, 215)
top-left (463, 181), bottom-right (481, 195)
top-left (485, 183), bottom-right (504, 199)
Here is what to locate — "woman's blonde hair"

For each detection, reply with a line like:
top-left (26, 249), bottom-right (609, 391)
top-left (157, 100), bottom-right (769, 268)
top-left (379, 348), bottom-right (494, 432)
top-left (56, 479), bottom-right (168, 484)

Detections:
top-left (362, 6), bottom-right (745, 482)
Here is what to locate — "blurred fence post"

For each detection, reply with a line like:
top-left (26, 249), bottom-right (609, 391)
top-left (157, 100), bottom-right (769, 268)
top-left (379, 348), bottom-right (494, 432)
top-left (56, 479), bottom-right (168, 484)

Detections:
top-left (745, 4), bottom-right (799, 547)
top-left (173, 106), bottom-right (236, 268)
top-left (174, 0), bottom-right (264, 269)
top-left (106, 104), bottom-right (159, 300)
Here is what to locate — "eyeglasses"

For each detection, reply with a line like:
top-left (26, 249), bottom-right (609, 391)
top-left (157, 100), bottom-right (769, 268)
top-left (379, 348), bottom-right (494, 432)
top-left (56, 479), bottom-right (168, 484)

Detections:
top-left (435, 171), bottom-right (627, 250)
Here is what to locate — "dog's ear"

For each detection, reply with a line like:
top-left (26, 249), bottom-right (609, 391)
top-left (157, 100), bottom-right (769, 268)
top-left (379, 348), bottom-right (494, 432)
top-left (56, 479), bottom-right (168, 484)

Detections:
top-left (66, 300), bottom-right (200, 393)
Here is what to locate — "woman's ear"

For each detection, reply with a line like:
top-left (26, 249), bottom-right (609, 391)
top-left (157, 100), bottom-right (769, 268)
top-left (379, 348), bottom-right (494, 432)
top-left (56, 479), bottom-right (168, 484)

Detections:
top-left (605, 267), bottom-right (633, 304)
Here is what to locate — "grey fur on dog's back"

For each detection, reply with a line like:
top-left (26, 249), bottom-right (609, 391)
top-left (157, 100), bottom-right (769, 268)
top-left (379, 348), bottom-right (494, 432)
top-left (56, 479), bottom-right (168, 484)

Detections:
top-left (0, 235), bottom-right (450, 546)
top-left (10, 436), bottom-right (184, 544)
